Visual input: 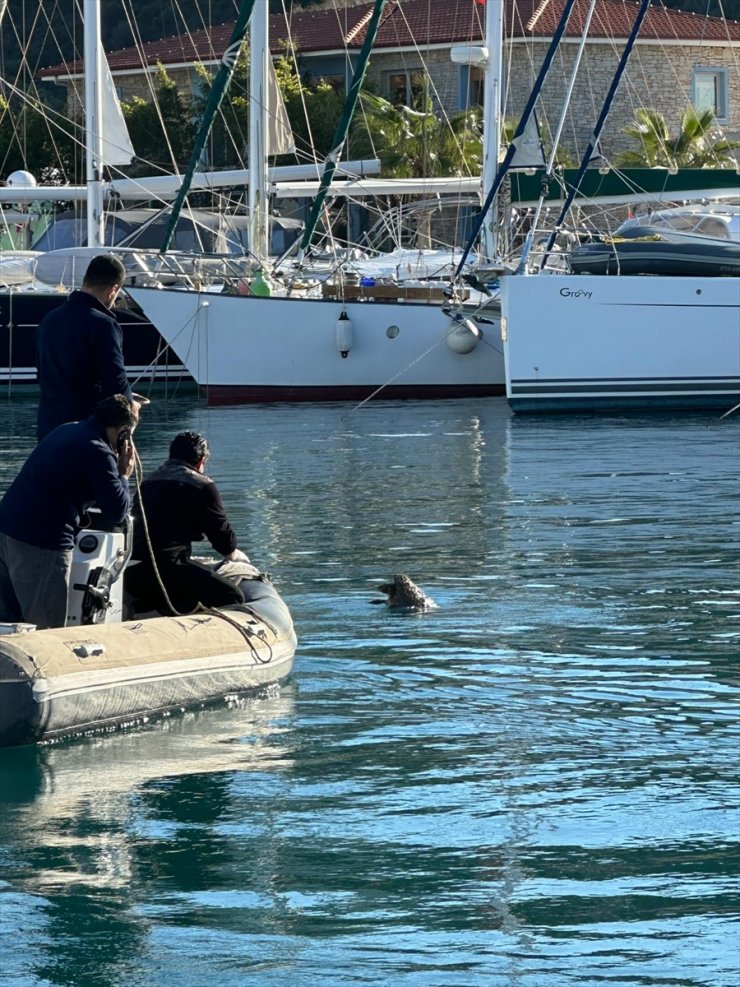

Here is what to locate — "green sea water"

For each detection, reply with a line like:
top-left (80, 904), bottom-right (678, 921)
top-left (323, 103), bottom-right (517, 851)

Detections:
top-left (0, 397), bottom-right (737, 986)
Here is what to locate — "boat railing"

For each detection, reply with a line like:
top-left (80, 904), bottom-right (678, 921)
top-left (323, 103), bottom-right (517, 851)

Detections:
top-left (115, 247), bottom-right (481, 304)
top-left (116, 248), bottom-right (257, 290)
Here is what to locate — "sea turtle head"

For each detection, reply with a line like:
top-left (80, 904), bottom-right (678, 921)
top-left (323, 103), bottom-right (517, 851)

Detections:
top-left (377, 574), bottom-right (432, 609)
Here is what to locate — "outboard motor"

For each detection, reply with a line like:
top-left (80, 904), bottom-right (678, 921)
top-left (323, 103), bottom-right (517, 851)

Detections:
top-left (67, 510), bottom-right (132, 626)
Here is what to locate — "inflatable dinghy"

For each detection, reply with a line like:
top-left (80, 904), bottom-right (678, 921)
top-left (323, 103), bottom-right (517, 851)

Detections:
top-left (0, 517), bottom-right (296, 748)
top-left (569, 229), bottom-right (740, 277)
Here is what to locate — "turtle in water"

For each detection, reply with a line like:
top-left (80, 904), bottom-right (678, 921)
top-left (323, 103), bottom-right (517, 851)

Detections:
top-left (373, 574), bottom-right (437, 610)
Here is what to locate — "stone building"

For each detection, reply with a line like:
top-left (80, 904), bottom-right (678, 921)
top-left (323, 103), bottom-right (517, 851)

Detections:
top-left (39, 0), bottom-right (740, 161)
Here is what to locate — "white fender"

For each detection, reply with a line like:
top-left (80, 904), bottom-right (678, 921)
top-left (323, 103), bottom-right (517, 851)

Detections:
top-left (336, 310), bottom-right (353, 358)
top-left (447, 316), bottom-right (482, 354)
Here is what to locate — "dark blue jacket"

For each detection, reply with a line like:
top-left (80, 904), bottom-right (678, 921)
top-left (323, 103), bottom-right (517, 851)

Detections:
top-left (35, 290), bottom-right (133, 441)
top-left (0, 418), bottom-right (130, 550)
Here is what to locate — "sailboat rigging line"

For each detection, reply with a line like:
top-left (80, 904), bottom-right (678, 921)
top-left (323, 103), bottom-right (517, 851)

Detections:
top-left (0, 78), bottom-right (85, 165)
top-left (523, 0), bottom-right (598, 259)
top-left (160, 0), bottom-right (258, 254)
top-left (298, 0), bottom-right (389, 257)
top-left (539, 0), bottom-right (652, 269)
top-left (117, 0), bottom-right (199, 182)
top-left (453, 0), bottom-right (579, 281)
top-left (390, 0), bottom-right (481, 160)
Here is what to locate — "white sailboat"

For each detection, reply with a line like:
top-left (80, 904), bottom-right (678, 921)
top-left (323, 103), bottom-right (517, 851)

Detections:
top-left (0, 0), bottom-right (383, 393)
top-left (0, 0), bottom-right (195, 391)
top-left (501, 267), bottom-right (740, 413)
top-left (125, 0), bottom-right (505, 404)
top-left (498, 3), bottom-right (740, 415)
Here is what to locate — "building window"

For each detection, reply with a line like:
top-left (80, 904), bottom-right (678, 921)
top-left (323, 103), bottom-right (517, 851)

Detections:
top-left (692, 68), bottom-right (728, 122)
top-left (458, 66), bottom-right (485, 110)
top-left (468, 67), bottom-right (485, 108)
top-left (387, 69), bottom-right (425, 108)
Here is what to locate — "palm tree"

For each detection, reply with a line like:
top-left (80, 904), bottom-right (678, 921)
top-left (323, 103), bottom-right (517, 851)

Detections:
top-left (616, 107), bottom-right (739, 169)
top-left (352, 91), bottom-right (483, 179)
top-left (350, 90), bottom-right (483, 248)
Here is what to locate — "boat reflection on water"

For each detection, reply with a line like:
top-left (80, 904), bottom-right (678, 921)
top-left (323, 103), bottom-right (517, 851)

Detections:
top-left (0, 687), bottom-right (295, 987)
top-left (0, 685), bottom-right (296, 868)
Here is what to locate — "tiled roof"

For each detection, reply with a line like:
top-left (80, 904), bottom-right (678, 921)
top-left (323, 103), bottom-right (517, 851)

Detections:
top-left (39, 0), bottom-right (740, 78)
top-left (530, 0), bottom-right (740, 42)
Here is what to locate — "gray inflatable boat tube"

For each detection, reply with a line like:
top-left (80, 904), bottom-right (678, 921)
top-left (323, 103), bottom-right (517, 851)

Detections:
top-left (0, 582), bottom-right (296, 748)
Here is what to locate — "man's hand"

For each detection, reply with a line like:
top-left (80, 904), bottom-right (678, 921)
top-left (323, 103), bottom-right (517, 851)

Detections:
top-left (224, 548), bottom-right (250, 563)
top-left (118, 435), bottom-right (135, 479)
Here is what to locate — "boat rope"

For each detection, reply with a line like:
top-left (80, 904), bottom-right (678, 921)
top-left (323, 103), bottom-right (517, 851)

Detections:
top-left (123, 292), bottom-right (208, 394)
top-left (346, 315), bottom-right (502, 414)
top-left (195, 606), bottom-right (274, 665)
top-left (123, 315), bottom-right (192, 397)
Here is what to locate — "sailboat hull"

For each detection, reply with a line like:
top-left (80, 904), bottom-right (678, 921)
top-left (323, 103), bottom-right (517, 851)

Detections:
top-left (126, 288), bottom-right (505, 404)
top-left (0, 288), bottom-right (192, 391)
top-left (501, 274), bottom-right (740, 413)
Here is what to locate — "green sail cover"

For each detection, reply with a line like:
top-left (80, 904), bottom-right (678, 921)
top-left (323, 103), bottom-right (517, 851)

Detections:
top-left (508, 167), bottom-right (740, 206)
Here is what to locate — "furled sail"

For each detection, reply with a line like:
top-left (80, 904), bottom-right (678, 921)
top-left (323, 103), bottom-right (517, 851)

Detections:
top-left (100, 46), bottom-right (135, 166)
top-left (267, 56), bottom-right (294, 156)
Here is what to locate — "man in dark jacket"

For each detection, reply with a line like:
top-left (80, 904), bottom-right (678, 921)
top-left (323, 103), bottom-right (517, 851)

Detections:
top-left (0, 395), bottom-right (137, 629)
top-left (125, 431), bottom-right (245, 615)
top-left (35, 253), bottom-right (134, 441)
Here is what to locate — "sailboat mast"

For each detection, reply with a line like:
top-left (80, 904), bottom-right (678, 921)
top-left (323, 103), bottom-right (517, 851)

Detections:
top-left (249, 0), bottom-right (269, 263)
top-left (481, 0), bottom-right (503, 262)
top-left (84, 0), bottom-right (105, 248)
top-left (453, 0), bottom-right (578, 279)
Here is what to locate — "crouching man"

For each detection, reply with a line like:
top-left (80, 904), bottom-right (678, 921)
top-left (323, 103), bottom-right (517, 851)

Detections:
top-left (0, 395), bottom-right (137, 629)
top-left (125, 431), bottom-right (245, 615)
